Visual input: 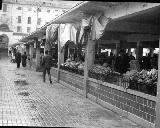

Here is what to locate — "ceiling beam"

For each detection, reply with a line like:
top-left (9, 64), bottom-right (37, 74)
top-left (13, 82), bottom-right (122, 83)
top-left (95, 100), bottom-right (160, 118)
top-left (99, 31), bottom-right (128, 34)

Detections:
top-left (104, 3), bottom-right (160, 21)
top-left (106, 21), bottom-right (160, 35)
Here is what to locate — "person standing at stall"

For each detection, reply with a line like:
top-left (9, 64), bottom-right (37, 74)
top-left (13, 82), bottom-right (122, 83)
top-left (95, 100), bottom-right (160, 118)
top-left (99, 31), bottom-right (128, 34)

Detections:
top-left (42, 50), bottom-right (52, 84)
top-left (114, 49), bottom-right (130, 74)
top-left (21, 52), bottom-right (27, 69)
top-left (15, 50), bottom-right (21, 68)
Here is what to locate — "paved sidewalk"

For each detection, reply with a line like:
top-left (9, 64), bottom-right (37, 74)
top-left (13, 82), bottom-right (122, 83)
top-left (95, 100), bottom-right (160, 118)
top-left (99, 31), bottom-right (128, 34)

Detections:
top-left (0, 58), bottom-right (144, 127)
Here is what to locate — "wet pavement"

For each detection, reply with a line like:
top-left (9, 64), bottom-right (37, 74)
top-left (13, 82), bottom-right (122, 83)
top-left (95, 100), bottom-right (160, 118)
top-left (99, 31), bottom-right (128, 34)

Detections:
top-left (0, 58), bottom-right (145, 127)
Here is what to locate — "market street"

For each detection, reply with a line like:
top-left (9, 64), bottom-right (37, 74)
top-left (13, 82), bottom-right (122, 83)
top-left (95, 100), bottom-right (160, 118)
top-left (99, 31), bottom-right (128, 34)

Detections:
top-left (0, 57), bottom-right (144, 127)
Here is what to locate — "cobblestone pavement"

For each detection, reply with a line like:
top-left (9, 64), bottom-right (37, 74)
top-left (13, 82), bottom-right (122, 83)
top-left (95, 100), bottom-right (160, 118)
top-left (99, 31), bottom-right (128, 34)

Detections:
top-left (0, 58), bottom-right (145, 127)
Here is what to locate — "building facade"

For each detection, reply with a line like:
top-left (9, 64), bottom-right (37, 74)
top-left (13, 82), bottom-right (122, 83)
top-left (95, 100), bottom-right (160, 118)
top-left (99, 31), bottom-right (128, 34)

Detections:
top-left (0, 0), bottom-right (79, 48)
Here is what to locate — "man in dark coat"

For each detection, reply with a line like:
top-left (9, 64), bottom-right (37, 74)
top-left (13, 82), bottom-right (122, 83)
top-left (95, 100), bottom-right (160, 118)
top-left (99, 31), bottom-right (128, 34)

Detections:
top-left (15, 50), bottom-right (21, 68)
top-left (21, 52), bottom-right (27, 68)
top-left (114, 49), bottom-right (130, 74)
top-left (42, 50), bottom-right (52, 84)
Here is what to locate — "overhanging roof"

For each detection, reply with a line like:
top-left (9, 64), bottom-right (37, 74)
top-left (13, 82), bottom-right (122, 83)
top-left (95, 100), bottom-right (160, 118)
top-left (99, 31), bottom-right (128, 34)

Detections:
top-left (19, 2), bottom-right (160, 44)
top-left (20, 1), bottom-right (120, 42)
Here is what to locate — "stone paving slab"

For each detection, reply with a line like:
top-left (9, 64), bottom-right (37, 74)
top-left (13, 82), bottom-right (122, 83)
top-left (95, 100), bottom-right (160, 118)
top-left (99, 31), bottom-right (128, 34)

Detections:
top-left (0, 59), bottom-right (145, 127)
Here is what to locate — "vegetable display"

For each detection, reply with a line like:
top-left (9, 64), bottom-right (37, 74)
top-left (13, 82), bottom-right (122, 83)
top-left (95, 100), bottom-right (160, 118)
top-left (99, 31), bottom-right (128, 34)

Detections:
top-left (123, 69), bottom-right (157, 95)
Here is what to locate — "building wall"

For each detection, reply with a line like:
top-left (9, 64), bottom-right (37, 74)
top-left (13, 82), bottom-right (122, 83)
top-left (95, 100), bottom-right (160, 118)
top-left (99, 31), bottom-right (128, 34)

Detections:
top-left (0, 1), bottom-right (67, 45)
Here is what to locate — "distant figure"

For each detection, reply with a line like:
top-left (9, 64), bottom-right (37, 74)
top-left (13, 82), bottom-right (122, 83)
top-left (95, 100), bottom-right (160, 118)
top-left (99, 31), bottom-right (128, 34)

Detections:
top-left (21, 52), bottom-right (27, 68)
top-left (129, 52), bottom-right (135, 60)
top-left (114, 49), bottom-right (130, 74)
top-left (42, 50), bottom-right (52, 84)
top-left (27, 54), bottom-right (31, 68)
top-left (40, 51), bottom-right (44, 71)
top-left (15, 50), bottom-right (21, 68)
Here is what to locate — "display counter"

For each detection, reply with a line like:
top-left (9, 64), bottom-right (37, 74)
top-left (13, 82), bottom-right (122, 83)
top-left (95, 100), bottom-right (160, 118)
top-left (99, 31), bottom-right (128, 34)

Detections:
top-left (50, 67), bottom-right (156, 128)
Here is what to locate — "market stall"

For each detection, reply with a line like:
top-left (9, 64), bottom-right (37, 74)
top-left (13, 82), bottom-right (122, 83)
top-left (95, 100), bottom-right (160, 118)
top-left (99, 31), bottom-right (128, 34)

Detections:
top-left (15, 2), bottom-right (160, 128)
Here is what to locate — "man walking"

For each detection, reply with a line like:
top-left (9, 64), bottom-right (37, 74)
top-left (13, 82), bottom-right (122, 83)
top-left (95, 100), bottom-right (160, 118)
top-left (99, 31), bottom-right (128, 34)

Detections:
top-left (42, 50), bottom-right (52, 84)
top-left (15, 50), bottom-right (21, 68)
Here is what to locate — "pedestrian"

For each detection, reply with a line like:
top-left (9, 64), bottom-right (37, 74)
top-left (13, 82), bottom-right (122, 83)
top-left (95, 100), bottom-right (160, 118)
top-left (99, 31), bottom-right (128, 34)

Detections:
top-left (15, 50), bottom-right (21, 68)
top-left (27, 54), bottom-right (32, 69)
top-left (114, 49), bottom-right (130, 74)
top-left (42, 50), bottom-right (52, 84)
top-left (129, 52), bottom-right (135, 60)
top-left (40, 51), bottom-right (44, 71)
top-left (21, 52), bottom-right (27, 69)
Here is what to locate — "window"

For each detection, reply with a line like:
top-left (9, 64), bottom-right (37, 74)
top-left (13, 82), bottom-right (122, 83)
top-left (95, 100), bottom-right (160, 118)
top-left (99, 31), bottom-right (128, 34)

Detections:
top-left (37, 18), bottom-right (41, 25)
top-left (18, 16), bottom-right (21, 23)
top-left (17, 26), bottom-right (22, 32)
top-left (27, 27), bottom-right (30, 32)
top-left (17, 7), bottom-right (22, 10)
top-left (28, 17), bottom-right (31, 24)
top-left (47, 9), bottom-right (50, 13)
top-left (3, 4), bottom-right (7, 12)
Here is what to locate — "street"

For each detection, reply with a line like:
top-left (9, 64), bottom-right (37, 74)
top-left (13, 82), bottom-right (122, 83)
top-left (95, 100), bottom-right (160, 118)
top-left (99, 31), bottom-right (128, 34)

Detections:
top-left (0, 57), bottom-right (144, 127)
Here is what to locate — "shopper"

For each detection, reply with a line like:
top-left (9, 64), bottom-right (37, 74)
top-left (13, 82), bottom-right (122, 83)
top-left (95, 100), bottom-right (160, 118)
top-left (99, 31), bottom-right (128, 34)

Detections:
top-left (15, 50), bottom-right (21, 68)
top-left (114, 49), bottom-right (130, 74)
top-left (129, 52), bottom-right (135, 60)
top-left (42, 50), bottom-right (52, 84)
top-left (40, 51), bottom-right (44, 71)
top-left (27, 54), bottom-right (31, 68)
top-left (21, 52), bottom-right (27, 68)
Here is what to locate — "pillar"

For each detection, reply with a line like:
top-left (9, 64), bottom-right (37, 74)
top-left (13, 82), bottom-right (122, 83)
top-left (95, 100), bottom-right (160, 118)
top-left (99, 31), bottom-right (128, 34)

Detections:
top-left (60, 48), bottom-right (64, 64)
top-left (136, 41), bottom-right (143, 60)
top-left (155, 36), bottom-right (160, 128)
top-left (29, 44), bottom-right (34, 69)
top-left (57, 25), bottom-right (61, 83)
top-left (128, 48), bottom-right (131, 55)
top-left (26, 45), bottom-right (29, 55)
top-left (150, 48), bottom-right (154, 57)
top-left (30, 44), bottom-right (34, 59)
top-left (35, 39), bottom-right (41, 71)
top-left (83, 39), bottom-right (96, 98)
top-left (115, 42), bottom-right (120, 57)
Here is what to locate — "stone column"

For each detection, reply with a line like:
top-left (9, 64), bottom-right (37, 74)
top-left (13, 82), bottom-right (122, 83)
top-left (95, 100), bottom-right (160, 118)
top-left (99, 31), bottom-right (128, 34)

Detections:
top-left (35, 39), bottom-right (41, 71)
top-left (26, 45), bottom-right (29, 55)
top-left (83, 39), bottom-right (96, 98)
top-left (150, 48), bottom-right (154, 57)
top-left (30, 44), bottom-right (34, 59)
top-left (57, 25), bottom-right (61, 82)
top-left (60, 48), bottom-right (65, 64)
top-left (155, 37), bottom-right (160, 128)
top-left (136, 41), bottom-right (143, 60)
top-left (115, 42), bottom-right (120, 57)
top-left (29, 44), bottom-right (34, 68)
top-left (128, 48), bottom-right (131, 55)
